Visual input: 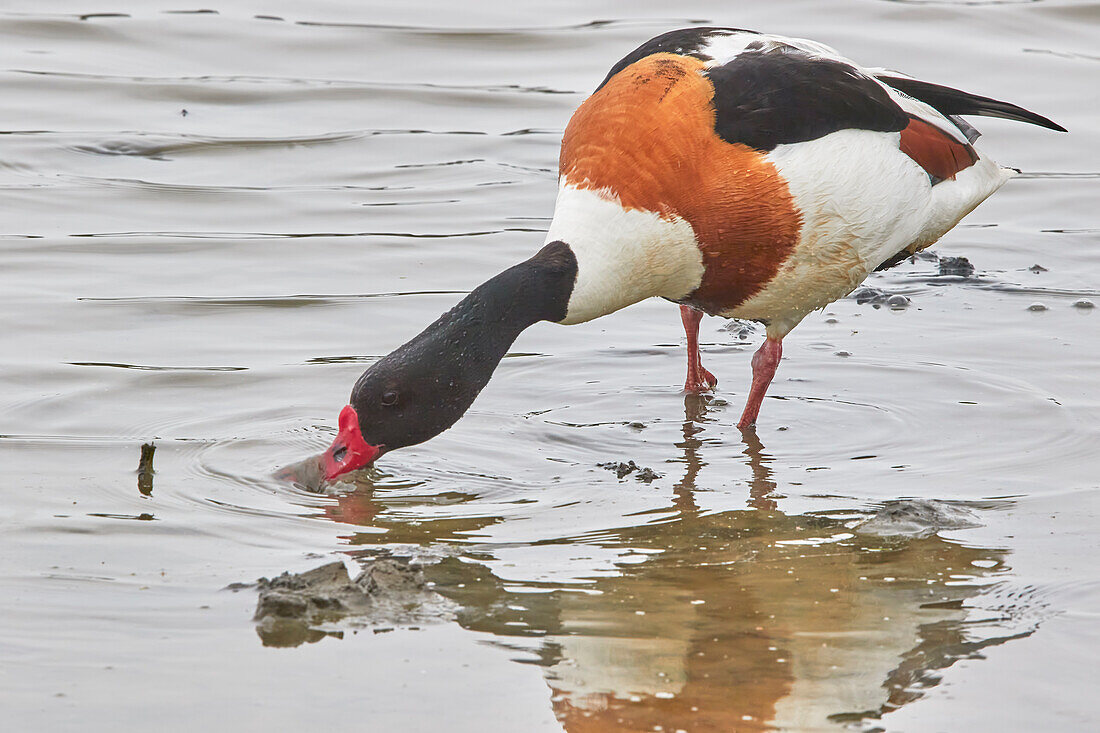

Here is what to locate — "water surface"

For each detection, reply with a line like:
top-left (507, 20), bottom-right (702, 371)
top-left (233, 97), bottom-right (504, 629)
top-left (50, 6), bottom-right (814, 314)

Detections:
top-left (2, 1), bottom-right (1098, 731)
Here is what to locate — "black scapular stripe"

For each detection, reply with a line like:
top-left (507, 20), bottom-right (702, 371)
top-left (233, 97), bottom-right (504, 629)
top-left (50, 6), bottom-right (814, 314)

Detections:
top-left (706, 51), bottom-right (909, 150)
top-left (875, 74), bottom-right (1066, 133)
top-left (594, 27), bottom-right (757, 93)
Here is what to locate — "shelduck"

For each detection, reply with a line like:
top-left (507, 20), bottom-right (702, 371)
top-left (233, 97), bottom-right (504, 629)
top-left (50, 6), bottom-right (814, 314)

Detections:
top-left (322, 27), bottom-right (1064, 480)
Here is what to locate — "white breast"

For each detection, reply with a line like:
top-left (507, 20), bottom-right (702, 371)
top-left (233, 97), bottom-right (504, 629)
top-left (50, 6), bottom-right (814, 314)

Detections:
top-left (545, 184), bottom-right (704, 325)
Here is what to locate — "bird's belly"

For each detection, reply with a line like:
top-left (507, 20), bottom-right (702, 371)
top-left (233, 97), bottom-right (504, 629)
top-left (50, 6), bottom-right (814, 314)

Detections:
top-left (715, 129), bottom-right (936, 335)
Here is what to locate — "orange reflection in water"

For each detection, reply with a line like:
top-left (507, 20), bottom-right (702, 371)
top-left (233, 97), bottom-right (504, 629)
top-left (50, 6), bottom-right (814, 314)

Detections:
top-left (279, 396), bottom-right (1026, 731)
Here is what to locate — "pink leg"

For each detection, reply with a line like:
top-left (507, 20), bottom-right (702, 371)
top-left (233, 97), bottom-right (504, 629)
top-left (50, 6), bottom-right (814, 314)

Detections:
top-left (680, 305), bottom-right (718, 393)
top-left (738, 337), bottom-right (783, 428)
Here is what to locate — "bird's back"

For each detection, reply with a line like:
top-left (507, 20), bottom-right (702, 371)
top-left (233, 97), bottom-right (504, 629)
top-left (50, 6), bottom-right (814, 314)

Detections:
top-left (551, 28), bottom-right (1061, 335)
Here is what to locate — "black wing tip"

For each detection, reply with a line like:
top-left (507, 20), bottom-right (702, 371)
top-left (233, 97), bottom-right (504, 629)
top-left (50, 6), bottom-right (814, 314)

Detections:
top-left (1042, 117), bottom-right (1068, 133)
top-left (998, 105), bottom-right (1066, 133)
top-left (876, 74), bottom-right (1066, 133)
top-left (997, 109), bottom-right (1067, 133)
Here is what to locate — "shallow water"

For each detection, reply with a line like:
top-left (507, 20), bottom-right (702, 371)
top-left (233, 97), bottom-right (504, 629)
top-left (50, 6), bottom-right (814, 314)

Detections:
top-left (1, 1), bottom-right (1098, 730)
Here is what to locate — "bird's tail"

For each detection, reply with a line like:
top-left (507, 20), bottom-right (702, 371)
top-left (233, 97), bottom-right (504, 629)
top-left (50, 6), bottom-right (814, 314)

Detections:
top-left (875, 74), bottom-right (1066, 133)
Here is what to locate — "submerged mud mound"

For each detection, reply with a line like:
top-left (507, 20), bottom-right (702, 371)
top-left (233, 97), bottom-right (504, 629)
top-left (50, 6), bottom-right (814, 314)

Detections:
top-left (252, 558), bottom-right (455, 647)
top-left (598, 460), bottom-right (662, 482)
top-left (856, 499), bottom-right (982, 539)
top-left (272, 453), bottom-right (327, 493)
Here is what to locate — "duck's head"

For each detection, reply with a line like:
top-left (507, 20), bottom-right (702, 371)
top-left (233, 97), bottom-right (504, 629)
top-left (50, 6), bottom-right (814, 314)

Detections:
top-left (321, 240), bottom-right (578, 482)
top-left (321, 336), bottom-right (488, 481)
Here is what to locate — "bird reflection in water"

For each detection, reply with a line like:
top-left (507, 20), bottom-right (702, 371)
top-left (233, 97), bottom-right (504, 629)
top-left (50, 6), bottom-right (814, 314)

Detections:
top-left (274, 399), bottom-right (1037, 730)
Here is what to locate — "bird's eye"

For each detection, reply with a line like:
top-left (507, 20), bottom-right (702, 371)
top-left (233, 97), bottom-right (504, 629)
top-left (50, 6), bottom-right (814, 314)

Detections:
top-left (381, 391), bottom-right (399, 406)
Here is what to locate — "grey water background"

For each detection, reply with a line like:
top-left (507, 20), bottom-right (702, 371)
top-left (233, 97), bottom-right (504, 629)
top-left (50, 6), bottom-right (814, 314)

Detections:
top-left (1, 1), bottom-right (1097, 730)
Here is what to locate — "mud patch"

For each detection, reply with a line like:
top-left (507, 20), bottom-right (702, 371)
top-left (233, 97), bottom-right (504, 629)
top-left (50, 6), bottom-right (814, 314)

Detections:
top-left (273, 453), bottom-right (327, 493)
top-left (856, 499), bottom-right (982, 539)
top-left (249, 558), bottom-right (455, 647)
top-left (851, 287), bottom-right (912, 309)
top-left (939, 256), bottom-right (976, 278)
top-left (598, 460), bottom-right (662, 482)
top-left (721, 319), bottom-right (759, 340)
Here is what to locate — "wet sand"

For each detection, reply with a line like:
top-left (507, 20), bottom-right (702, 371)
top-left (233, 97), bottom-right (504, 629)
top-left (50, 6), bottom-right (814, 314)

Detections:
top-left (1, 1), bottom-right (1098, 731)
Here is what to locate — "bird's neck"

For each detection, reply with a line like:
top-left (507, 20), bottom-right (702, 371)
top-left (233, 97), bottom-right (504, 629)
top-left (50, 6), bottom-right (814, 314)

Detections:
top-left (383, 240), bottom-right (577, 399)
top-left (450, 239), bottom-right (576, 355)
